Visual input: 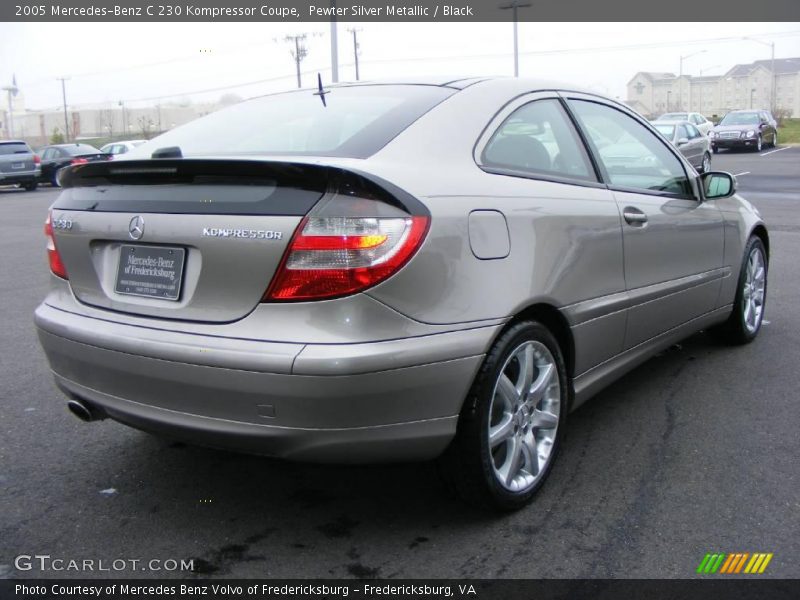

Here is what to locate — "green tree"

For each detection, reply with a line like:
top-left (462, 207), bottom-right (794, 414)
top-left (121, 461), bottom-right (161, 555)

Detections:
top-left (50, 127), bottom-right (65, 144)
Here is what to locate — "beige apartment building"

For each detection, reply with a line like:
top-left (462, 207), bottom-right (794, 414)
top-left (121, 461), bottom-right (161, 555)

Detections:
top-left (627, 58), bottom-right (800, 119)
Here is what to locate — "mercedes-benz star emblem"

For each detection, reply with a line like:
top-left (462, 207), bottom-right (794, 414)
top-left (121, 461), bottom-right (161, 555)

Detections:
top-left (128, 216), bottom-right (145, 240)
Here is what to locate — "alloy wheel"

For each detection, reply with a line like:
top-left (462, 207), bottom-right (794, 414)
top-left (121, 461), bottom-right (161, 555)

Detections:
top-left (487, 340), bottom-right (561, 493)
top-left (701, 153), bottom-right (710, 173)
top-left (742, 246), bottom-right (766, 334)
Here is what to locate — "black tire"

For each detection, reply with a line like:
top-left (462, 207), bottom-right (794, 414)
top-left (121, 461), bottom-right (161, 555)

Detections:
top-left (438, 321), bottom-right (570, 511)
top-left (711, 236), bottom-right (768, 345)
top-left (755, 135), bottom-right (762, 152)
top-left (23, 182), bottom-right (38, 191)
top-left (772, 132), bottom-right (778, 148)
top-left (699, 152), bottom-right (711, 174)
top-left (712, 145), bottom-right (719, 154)
top-left (51, 169), bottom-right (61, 187)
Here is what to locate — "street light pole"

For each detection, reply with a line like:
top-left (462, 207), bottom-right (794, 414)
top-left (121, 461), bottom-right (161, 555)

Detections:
top-left (329, 0), bottom-right (339, 83)
top-left (499, 1), bottom-right (532, 77)
top-left (57, 77), bottom-right (70, 141)
top-left (679, 50), bottom-right (706, 111)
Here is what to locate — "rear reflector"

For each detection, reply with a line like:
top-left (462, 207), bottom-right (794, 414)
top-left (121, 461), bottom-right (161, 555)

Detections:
top-left (265, 215), bottom-right (428, 301)
top-left (44, 211), bottom-right (68, 279)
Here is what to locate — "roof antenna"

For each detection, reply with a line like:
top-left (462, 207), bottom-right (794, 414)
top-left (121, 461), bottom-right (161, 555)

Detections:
top-left (313, 73), bottom-right (329, 107)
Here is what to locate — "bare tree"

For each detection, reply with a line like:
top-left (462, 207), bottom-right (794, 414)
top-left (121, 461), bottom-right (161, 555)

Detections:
top-left (99, 109), bottom-right (115, 141)
top-left (137, 115), bottom-right (155, 140)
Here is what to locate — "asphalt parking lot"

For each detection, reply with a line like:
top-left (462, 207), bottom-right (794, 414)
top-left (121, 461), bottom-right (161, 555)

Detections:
top-left (1, 147), bottom-right (799, 580)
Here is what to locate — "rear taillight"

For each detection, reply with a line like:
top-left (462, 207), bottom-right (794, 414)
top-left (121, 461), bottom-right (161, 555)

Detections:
top-left (265, 204), bottom-right (429, 301)
top-left (44, 211), bottom-right (68, 279)
top-left (71, 158), bottom-right (88, 165)
top-left (33, 154), bottom-right (41, 165)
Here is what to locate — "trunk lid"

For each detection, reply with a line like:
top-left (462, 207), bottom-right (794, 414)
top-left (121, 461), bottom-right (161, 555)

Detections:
top-left (49, 159), bottom-right (329, 323)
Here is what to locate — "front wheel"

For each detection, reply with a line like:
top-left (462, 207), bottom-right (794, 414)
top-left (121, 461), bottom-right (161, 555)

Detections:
top-left (755, 135), bottom-right (763, 152)
top-left (712, 236), bottom-right (767, 344)
top-left (439, 321), bottom-right (569, 510)
top-left (773, 132), bottom-right (778, 148)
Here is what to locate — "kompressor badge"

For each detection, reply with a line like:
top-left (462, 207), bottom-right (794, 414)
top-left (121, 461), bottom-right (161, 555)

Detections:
top-left (202, 228), bottom-right (283, 240)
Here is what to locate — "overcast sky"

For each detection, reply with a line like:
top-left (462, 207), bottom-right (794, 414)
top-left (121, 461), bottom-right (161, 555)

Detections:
top-left (1, 22), bottom-right (798, 111)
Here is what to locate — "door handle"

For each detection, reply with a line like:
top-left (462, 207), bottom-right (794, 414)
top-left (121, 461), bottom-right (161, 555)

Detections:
top-left (623, 207), bottom-right (648, 225)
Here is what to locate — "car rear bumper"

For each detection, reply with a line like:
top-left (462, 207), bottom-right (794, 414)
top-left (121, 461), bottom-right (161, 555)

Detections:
top-left (0, 170), bottom-right (39, 185)
top-left (35, 301), bottom-right (495, 462)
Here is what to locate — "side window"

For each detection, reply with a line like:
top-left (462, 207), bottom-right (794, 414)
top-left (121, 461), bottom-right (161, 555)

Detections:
top-left (568, 100), bottom-right (693, 198)
top-left (676, 124), bottom-right (690, 140)
top-left (481, 99), bottom-right (597, 182)
top-left (686, 124), bottom-right (701, 139)
top-left (42, 148), bottom-right (54, 160)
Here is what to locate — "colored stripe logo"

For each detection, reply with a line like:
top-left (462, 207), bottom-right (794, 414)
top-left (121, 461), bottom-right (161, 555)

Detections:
top-left (696, 552), bottom-right (773, 574)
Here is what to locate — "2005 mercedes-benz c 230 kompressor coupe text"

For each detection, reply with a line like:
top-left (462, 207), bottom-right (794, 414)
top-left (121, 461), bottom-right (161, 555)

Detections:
top-left (35, 78), bottom-right (768, 510)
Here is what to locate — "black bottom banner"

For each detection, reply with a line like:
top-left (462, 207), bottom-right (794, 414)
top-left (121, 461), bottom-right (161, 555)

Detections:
top-left (2, 579), bottom-right (800, 600)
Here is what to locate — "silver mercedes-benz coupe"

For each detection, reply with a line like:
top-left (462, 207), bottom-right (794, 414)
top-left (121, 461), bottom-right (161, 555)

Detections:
top-left (35, 77), bottom-right (768, 509)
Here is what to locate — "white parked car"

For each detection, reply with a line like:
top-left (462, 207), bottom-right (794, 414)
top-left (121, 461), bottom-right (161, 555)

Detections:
top-left (100, 140), bottom-right (147, 157)
top-left (655, 112), bottom-right (713, 136)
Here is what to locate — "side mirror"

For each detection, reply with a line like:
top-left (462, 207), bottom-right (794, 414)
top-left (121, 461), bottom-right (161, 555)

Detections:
top-left (677, 137), bottom-right (689, 146)
top-left (701, 171), bottom-right (736, 200)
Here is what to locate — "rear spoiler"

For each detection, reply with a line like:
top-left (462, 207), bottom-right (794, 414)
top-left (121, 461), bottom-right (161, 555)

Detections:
top-left (54, 158), bottom-right (428, 217)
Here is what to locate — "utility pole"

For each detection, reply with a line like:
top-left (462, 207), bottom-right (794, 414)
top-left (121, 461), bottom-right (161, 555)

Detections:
top-left (347, 28), bottom-right (362, 80)
top-left (743, 37), bottom-right (776, 111)
top-left (2, 74), bottom-right (18, 138)
top-left (285, 34), bottom-right (309, 88)
top-left (679, 50), bottom-right (706, 111)
top-left (499, 1), bottom-right (532, 77)
top-left (118, 100), bottom-right (127, 138)
top-left (57, 77), bottom-right (70, 141)
top-left (696, 65), bottom-right (720, 115)
top-left (329, 0), bottom-right (339, 83)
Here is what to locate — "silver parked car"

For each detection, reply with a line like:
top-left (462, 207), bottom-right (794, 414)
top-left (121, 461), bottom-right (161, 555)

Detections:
top-left (35, 78), bottom-right (768, 510)
top-left (652, 120), bottom-right (713, 173)
top-left (0, 140), bottom-right (41, 190)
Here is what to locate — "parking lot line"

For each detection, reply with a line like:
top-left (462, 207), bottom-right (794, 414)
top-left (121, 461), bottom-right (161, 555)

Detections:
top-left (734, 171), bottom-right (751, 176)
top-left (759, 147), bottom-right (790, 157)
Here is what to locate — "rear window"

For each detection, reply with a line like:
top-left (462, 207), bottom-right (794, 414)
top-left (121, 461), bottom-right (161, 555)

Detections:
top-left (124, 85), bottom-right (455, 160)
top-left (0, 142), bottom-right (31, 155)
top-left (62, 144), bottom-right (101, 156)
top-left (654, 124), bottom-right (675, 138)
top-left (658, 113), bottom-right (687, 121)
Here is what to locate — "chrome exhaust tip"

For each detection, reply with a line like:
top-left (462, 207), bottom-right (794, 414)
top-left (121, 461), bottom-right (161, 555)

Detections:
top-left (67, 399), bottom-right (98, 422)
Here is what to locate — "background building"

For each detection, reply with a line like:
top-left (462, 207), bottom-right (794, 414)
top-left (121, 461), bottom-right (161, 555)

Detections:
top-left (627, 57), bottom-right (800, 118)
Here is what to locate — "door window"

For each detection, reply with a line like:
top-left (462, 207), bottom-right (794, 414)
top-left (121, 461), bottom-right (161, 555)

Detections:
top-left (686, 124), bottom-right (701, 139)
top-left (569, 100), bottom-right (693, 198)
top-left (482, 99), bottom-right (597, 183)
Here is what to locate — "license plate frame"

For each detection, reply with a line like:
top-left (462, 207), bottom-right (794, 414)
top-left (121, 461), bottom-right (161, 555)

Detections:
top-left (11, 162), bottom-right (25, 169)
top-left (115, 244), bottom-right (186, 301)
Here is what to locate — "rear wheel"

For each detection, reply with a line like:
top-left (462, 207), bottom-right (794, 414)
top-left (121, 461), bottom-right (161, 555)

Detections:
top-left (712, 145), bottom-right (719, 154)
top-left (772, 131), bottom-right (778, 148)
top-left (699, 152), bottom-right (711, 173)
top-left (712, 236), bottom-right (767, 344)
top-left (23, 182), bottom-right (38, 191)
top-left (439, 321), bottom-right (568, 510)
top-left (51, 169), bottom-right (62, 187)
